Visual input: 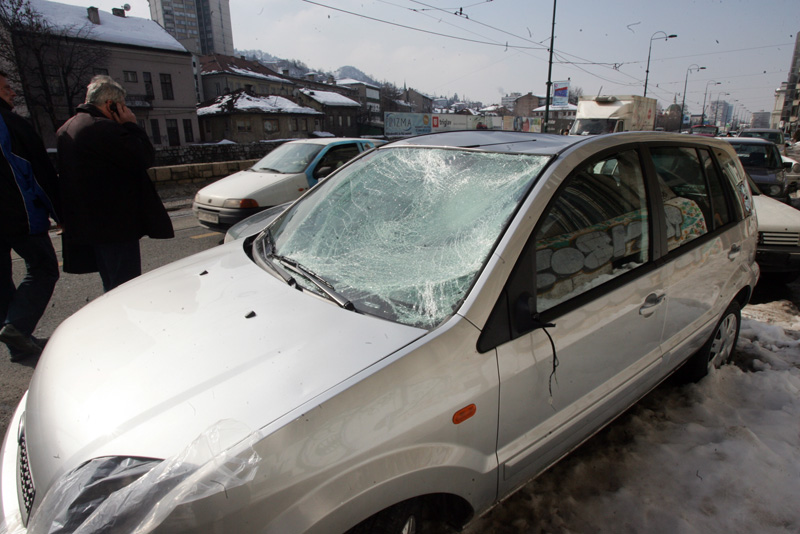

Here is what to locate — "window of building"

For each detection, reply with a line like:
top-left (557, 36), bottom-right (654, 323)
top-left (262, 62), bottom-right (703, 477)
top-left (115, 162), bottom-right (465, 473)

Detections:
top-left (143, 72), bottom-right (154, 99)
top-left (264, 119), bottom-right (278, 132)
top-left (166, 119), bottom-right (180, 146)
top-left (150, 119), bottom-right (162, 145)
top-left (183, 119), bottom-right (194, 143)
top-left (159, 73), bottom-right (174, 100)
top-left (123, 71), bottom-right (138, 83)
top-left (236, 119), bottom-right (252, 132)
top-left (535, 150), bottom-right (649, 313)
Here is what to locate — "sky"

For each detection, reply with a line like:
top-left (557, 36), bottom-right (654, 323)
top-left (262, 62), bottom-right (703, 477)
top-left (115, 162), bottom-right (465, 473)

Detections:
top-left (53, 0), bottom-right (798, 119)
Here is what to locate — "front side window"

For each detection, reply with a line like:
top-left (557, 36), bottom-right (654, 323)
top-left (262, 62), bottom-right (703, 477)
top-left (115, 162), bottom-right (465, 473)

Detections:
top-left (535, 150), bottom-right (649, 313)
top-left (650, 146), bottom-right (711, 251)
top-left (262, 148), bottom-right (549, 328)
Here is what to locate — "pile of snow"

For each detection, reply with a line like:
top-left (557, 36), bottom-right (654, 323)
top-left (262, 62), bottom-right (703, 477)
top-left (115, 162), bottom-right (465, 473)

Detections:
top-left (464, 301), bottom-right (800, 533)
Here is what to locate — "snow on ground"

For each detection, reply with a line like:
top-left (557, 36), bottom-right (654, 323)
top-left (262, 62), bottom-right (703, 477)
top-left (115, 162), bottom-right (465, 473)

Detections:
top-left (463, 300), bottom-right (800, 534)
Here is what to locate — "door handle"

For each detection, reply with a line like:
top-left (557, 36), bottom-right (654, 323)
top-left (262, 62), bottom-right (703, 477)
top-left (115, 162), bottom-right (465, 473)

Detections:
top-left (639, 292), bottom-right (666, 317)
top-left (728, 243), bottom-right (741, 260)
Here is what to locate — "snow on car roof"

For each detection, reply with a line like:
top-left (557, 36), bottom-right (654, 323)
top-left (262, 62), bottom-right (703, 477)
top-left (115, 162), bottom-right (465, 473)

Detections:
top-left (28, 0), bottom-right (187, 53)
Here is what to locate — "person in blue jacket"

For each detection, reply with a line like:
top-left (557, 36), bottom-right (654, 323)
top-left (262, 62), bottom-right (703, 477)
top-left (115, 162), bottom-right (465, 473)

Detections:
top-left (0, 70), bottom-right (61, 362)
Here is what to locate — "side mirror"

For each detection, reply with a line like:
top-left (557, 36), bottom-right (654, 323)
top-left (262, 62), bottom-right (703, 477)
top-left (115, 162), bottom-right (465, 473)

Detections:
top-left (314, 166), bottom-right (333, 179)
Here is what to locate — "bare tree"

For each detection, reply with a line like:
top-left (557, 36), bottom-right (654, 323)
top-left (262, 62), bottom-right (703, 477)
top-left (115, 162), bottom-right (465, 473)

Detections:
top-left (568, 86), bottom-right (584, 105)
top-left (0, 0), bottom-right (107, 132)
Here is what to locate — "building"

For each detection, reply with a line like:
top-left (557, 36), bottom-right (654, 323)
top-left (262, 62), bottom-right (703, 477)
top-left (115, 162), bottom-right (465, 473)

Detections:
top-left (199, 54), bottom-right (294, 100)
top-left (197, 89), bottom-right (322, 143)
top-left (502, 92), bottom-right (522, 111)
top-left (336, 78), bottom-right (382, 135)
top-left (403, 88), bottom-right (433, 114)
top-left (514, 93), bottom-right (543, 117)
top-left (296, 88), bottom-right (361, 137)
top-left (148, 0), bottom-right (234, 56)
top-left (16, 0), bottom-right (199, 147)
top-left (532, 103), bottom-right (576, 133)
top-left (778, 32), bottom-right (800, 137)
top-left (750, 111), bottom-right (771, 129)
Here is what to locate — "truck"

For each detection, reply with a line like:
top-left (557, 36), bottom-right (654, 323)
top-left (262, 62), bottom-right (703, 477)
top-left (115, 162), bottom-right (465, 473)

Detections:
top-left (569, 95), bottom-right (657, 135)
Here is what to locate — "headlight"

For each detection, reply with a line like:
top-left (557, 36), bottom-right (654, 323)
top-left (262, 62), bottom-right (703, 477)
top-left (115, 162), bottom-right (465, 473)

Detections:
top-left (26, 456), bottom-right (161, 532)
top-left (222, 199), bottom-right (259, 209)
top-left (769, 184), bottom-right (783, 196)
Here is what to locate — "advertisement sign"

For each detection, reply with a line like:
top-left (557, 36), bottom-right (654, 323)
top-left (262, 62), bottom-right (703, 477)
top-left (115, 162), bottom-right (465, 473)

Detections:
top-left (384, 113), bottom-right (432, 136)
top-left (553, 81), bottom-right (570, 107)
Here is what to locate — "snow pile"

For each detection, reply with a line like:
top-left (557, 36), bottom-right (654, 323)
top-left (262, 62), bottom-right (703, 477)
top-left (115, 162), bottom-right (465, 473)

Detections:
top-left (464, 301), bottom-right (800, 533)
top-left (28, 0), bottom-right (186, 52)
top-left (197, 92), bottom-right (321, 116)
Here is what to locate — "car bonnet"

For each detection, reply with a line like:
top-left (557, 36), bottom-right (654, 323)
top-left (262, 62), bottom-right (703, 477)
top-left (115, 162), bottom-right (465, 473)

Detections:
top-left (24, 242), bottom-right (426, 497)
top-left (196, 168), bottom-right (304, 204)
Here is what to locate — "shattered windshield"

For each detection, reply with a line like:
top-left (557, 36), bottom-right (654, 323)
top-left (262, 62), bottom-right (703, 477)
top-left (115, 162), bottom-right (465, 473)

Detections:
top-left (251, 142), bottom-right (323, 173)
top-left (257, 147), bottom-right (549, 328)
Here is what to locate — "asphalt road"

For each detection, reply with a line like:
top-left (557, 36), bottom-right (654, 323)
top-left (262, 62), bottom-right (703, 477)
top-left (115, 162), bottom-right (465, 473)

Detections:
top-left (0, 208), bottom-right (223, 440)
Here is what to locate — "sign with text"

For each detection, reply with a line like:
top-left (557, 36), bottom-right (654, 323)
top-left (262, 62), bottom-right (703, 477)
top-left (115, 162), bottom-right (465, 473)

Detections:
top-left (553, 81), bottom-right (570, 107)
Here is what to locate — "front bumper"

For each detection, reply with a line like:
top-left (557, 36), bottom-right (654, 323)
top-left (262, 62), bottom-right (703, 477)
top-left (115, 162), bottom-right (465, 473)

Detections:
top-left (192, 202), bottom-right (262, 231)
top-left (756, 245), bottom-right (800, 273)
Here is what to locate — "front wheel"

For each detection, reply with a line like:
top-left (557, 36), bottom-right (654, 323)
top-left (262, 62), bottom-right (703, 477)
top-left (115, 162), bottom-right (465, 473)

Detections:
top-left (679, 301), bottom-right (741, 383)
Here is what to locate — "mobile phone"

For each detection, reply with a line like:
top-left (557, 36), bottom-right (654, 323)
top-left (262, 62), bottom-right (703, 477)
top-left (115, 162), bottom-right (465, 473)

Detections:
top-left (109, 102), bottom-right (119, 115)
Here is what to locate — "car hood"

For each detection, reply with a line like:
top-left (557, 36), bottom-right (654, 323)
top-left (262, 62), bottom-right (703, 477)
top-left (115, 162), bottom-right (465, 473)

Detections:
top-left (196, 169), bottom-right (305, 204)
top-left (753, 194), bottom-right (800, 232)
top-left (25, 242), bottom-right (426, 495)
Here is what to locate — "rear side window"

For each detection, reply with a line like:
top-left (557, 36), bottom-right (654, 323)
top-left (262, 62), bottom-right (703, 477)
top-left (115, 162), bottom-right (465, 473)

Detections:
top-left (713, 147), bottom-right (752, 220)
top-left (535, 150), bottom-right (649, 312)
top-left (699, 149), bottom-right (732, 229)
top-left (650, 147), bottom-right (710, 251)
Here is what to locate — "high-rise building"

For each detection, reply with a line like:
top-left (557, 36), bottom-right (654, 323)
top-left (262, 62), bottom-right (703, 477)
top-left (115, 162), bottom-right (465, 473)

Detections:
top-left (149, 0), bottom-right (234, 56)
top-left (778, 32), bottom-right (799, 136)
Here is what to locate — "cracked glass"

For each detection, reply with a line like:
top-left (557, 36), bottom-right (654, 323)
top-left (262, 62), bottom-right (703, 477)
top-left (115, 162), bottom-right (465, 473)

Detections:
top-left (259, 147), bottom-right (549, 328)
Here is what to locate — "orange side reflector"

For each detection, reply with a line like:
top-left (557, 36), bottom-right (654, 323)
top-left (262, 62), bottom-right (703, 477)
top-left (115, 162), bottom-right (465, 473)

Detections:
top-left (239, 199), bottom-right (259, 209)
top-left (452, 404), bottom-right (476, 425)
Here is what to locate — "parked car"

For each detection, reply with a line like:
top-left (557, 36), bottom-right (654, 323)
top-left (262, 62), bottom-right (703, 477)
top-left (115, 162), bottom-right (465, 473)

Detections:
top-left (193, 138), bottom-right (378, 230)
top-left (724, 137), bottom-right (794, 202)
top-left (750, 175), bottom-right (800, 284)
top-left (1, 131), bottom-right (759, 534)
top-left (738, 128), bottom-right (788, 153)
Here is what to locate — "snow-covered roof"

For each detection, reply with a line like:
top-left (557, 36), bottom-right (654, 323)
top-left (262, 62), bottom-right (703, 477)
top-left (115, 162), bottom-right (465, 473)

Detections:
top-left (197, 91), bottom-right (322, 116)
top-left (28, 0), bottom-right (187, 53)
top-left (300, 88), bottom-right (360, 107)
top-left (336, 78), bottom-right (381, 90)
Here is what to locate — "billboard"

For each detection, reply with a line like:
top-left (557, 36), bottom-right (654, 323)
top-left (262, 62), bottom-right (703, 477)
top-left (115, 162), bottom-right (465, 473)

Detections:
top-left (384, 113), bottom-right (503, 136)
top-left (553, 81), bottom-right (570, 107)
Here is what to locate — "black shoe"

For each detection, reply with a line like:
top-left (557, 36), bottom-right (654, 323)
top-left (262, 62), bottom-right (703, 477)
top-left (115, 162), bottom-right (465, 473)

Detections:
top-left (0, 324), bottom-right (43, 360)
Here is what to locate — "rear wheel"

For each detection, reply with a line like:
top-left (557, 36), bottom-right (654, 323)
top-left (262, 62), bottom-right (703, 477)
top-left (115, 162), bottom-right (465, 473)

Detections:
top-left (348, 499), bottom-right (422, 534)
top-left (680, 301), bottom-right (741, 383)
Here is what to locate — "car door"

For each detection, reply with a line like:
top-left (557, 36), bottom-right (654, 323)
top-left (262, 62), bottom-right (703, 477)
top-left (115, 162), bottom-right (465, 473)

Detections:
top-left (307, 142), bottom-right (363, 186)
top-left (647, 144), bottom-right (751, 371)
top-left (490, 148), bottom-right (669, 496)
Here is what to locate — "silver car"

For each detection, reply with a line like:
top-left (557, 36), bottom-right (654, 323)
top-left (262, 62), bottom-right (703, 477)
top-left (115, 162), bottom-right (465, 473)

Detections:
top-left (0, 131), bottom-right (759, 533)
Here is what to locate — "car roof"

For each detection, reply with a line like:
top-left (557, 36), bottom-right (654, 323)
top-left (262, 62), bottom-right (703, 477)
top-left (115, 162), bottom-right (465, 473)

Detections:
top-left (723, 137), bottom-right (774, 145)
top-left (740, 128), bottom-right (781, 133)
top-left (284, 137), bottom-right (371, 146)
top-left (383, 130), bottom-right (729, 156)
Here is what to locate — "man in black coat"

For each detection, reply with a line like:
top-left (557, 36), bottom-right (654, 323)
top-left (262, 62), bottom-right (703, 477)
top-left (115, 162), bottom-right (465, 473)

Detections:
top-left (57, 75), bottom-right (174, 292)
top-left (0, 70), bottom-right (61, 361)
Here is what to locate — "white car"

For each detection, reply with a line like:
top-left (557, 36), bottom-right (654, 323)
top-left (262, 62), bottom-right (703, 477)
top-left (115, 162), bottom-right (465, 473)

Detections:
top-left (193, 138), bottom-right (378, 230)
top-left (751, 177), bottom-right (800, 284)
top-left (1, 131), bottom-right (759, 533)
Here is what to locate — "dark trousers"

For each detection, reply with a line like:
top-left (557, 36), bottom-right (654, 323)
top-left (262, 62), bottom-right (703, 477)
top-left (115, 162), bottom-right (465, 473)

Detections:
top-left (94, 240), bottom-right (141, 292)
top-left (0, 232), bottom-right (59, 336)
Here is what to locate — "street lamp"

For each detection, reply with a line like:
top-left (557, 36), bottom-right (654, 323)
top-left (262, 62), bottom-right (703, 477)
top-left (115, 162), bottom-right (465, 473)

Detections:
top-left (713, 92), bottom-right (730, 126)
top-left (702, 80), bottom-right (721, 125)
top-left (680, 64), bottom-right (705, 129)
top-left (644, 31), bottom-right (677, 97)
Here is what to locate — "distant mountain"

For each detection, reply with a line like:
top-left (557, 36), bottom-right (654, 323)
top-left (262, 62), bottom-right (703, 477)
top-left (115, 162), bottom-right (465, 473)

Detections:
top-left (334, 66), bottom-right (379, 86)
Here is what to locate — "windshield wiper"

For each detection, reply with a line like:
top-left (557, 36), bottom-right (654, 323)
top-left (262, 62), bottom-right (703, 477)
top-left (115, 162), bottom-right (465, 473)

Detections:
top-left (254, 229), bottom-right (296, 287)
top-left (274, 256), bottom-right (356, 311)
top-left (252, 167), bottom-right (284, 173)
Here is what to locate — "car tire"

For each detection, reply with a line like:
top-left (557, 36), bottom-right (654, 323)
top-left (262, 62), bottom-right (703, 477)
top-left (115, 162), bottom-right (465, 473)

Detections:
top-left (348, 499), bottom-right (422, 534)
top-left (679, 301), bottom-right (741, 383)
